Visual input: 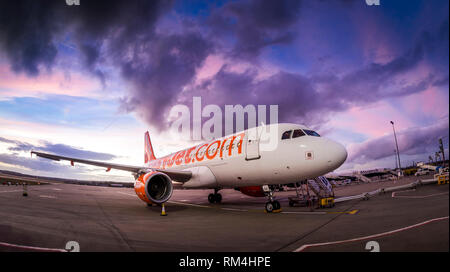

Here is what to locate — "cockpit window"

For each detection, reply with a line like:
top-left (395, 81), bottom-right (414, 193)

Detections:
top-left (304, 129), bottom-right (320, 137)
top-left (281, 130), bottom-right (293, 140)
top-left (292, 129), bottom-right (305, 138)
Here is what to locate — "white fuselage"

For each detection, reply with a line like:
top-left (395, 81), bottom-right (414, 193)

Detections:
top-left (146, 123), bottom-right (347, 189)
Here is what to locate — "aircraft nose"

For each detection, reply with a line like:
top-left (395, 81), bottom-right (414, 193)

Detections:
top-left (326, 140), bottom-right (347, 170)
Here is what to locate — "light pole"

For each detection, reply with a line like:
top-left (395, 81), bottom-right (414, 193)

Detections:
top-left (390, 121), bottom-right (402, 176)
top-left (394, 150), bottom-right (398, 169)
top-left (439, 138), bottom-right (446, 167)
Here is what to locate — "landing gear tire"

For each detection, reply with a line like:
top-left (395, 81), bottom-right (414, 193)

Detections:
top-left (208, 194), bottom-right (215, 203)
top-left (265, 202), bottom-right (274, 213)
top-left (208, 193), bottom-right (222, 203)
top-left (273, 200), bottom-right (280, 210)
top-left (215, 193), bottom-right (222, 203)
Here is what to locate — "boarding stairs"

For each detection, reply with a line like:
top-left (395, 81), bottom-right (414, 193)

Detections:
top-left (354, 173), bottom-right (372, 183)
top-left (307, 176), bottom-right (334, 198)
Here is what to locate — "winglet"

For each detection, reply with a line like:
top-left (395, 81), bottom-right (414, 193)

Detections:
top-left (144, 131), bottom-right (156, 163)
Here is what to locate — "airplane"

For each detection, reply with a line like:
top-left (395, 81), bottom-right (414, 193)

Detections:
top-left (31, 123), bottom-right (347, 213)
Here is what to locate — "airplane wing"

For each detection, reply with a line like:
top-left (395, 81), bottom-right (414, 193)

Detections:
top-left (31, 151), bottom-right (192, 182)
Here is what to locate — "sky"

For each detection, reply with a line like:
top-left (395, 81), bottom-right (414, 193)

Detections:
top-left (0, 0), bottom-right (448, 182)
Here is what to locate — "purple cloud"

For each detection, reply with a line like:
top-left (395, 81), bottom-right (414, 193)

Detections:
top-left (0, 137), bottom-right (117, 161)
top-left (207, 0), bottom-right (302, 59)
top-left (348, 121), bottom-right (449, 163)
top-left (0, 153), bottom-right (80, 173)
top-left (0, 0), bottom-right (448, 135)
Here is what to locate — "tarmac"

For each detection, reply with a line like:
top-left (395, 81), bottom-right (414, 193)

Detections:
top-left (0, 174), bottom-right (448, 252)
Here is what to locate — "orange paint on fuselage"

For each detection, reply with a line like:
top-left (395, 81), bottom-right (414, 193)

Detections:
top-left (147, 132), bottom-right (245, 170)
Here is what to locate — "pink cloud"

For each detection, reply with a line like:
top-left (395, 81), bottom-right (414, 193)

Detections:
top-left (0, 65), bottom-right (103, 98)
top-left (401, 86), bottom-right (449, 119)
top-left (195, 54), bottom-right (225, 82)
top-left (351, 6), bottom-right (401, 65)
top-left (194, 54), bottom-right (279, 84)
top-left (328, 102), bottom-right (415, 139)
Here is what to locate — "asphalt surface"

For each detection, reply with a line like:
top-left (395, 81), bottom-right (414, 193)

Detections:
top-left (0, 177), bottom-right (448, 252)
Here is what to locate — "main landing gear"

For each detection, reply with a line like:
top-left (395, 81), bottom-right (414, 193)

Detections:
top-left (263, 185), bottom-right (281, 213)
top-left (208, 188), bottom-right (222, 203)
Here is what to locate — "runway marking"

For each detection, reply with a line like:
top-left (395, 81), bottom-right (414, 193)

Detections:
top-left (0, 190), bottom-right (22, 194)
top-left (282, 210), bottom-right (358, 215)
top-left (221, 207), bottom-right (249, 212)
top-left (52, 188), bottom-right (62, 191)
top-left (168, 201), bottom-right (211, 208)
top-left (391, 189), bottom-right (415, 198)
top-left (39, 195), bottom-right (57, 199)
top-left (116, 191), bottom-right (135, 197)
top-left (167, 198), bottom-right (356, 215)
top-left (327, 209), bottom-right (359, 215)
top-left (115, 191), bottom-right (353, 215)
top-left (0, 241), bottom-right (66, 252)
top-left (282, 211), bottom-right (326, 215)
top-left (392, 190), bottom-right (448, 199)
top-left (294, 216), bottom-right (449, 252)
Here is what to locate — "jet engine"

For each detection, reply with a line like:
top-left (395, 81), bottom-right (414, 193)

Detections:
top-left (134, 171), bottom-right (173, 204)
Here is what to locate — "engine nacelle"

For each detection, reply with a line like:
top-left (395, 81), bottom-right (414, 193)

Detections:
top-left (134, 171), bottom-right (173, 204)
top-left (237, 186), bottom-right (266, 197)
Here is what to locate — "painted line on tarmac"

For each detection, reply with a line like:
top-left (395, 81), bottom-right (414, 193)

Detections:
top-left (0, 241), bottom-right (66, 252)
top-left (168, 197), bottom-right (357, 215)
top-left (392, 191), bottom-right (448, 199)
top-left (39, 195), bottom-right (57, 199)
top-left (168, 201), bottom-right (211, 208)
top-left (116, 191), bottom-right (136, 197)
top-left (282, 211), bottom-right (326, 215)
top-left (114, 191), bottom-right (357, 215)
top-left (391, 189), bottom-right (416, 198)
top-left (327, 209), bottom-right (359, 215)
top-left (0, 190), bottom-right (23, 194)
top-left (221, 207), bottom-right (249, 212)
top-left (117, 191), bottom-right (244, 210)
top-left (282, 210), bottom-right (358, 215)
top-left (294, 216), bottom-right (449, 252)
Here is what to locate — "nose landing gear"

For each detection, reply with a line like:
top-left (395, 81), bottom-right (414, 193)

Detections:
top-left (208, 188), bottom-right (222, 203)
top-left (263, 185), bottom-right (281, 213)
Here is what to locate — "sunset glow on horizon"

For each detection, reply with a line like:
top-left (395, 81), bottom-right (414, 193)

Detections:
top-left (0, 0), bottom-right (448, 181)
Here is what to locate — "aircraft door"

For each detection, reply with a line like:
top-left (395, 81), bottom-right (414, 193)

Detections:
top-left (246, 127), bottom-right (261, 160)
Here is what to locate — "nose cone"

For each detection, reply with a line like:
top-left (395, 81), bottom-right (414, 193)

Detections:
top-left (326, 140), bottom-right (348, 170)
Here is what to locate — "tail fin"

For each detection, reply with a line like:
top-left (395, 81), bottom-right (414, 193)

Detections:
top-left (144, 131), bottom-right (156, 163)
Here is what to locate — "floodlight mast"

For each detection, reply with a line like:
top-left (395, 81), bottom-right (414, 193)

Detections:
top-left (390, 121), bottom-right (402, 176)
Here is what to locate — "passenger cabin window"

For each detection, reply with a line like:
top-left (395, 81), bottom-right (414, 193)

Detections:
top-left (281, 130), bottom-right (292, 140)
top-left (292, 129), bottom-right (305, 138)
top-left (304, 129), bottom-right (320, 137)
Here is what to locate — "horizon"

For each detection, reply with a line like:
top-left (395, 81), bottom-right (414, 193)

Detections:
top-left (0, 0), bottom-right (448, 182)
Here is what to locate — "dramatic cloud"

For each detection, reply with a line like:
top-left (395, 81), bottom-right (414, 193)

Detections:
top-left (0, 0), bottom-right (448, 135)
top-left (348, 120), bottom-right (449, 163)
top-left (0, 153), bottom-right (77, 172)
top-left (207, 0), bottom-right (302, 59)
top-left (118, 32), bottom-right (213, 127)
top-left (0, 0), bottom-right (307, 130)
top-left (0, 136), bottom-right (117, 161)
top-left (0, 0), bottom-right (171, 76)
top-left (176, 18), bottom-right (449, 131)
